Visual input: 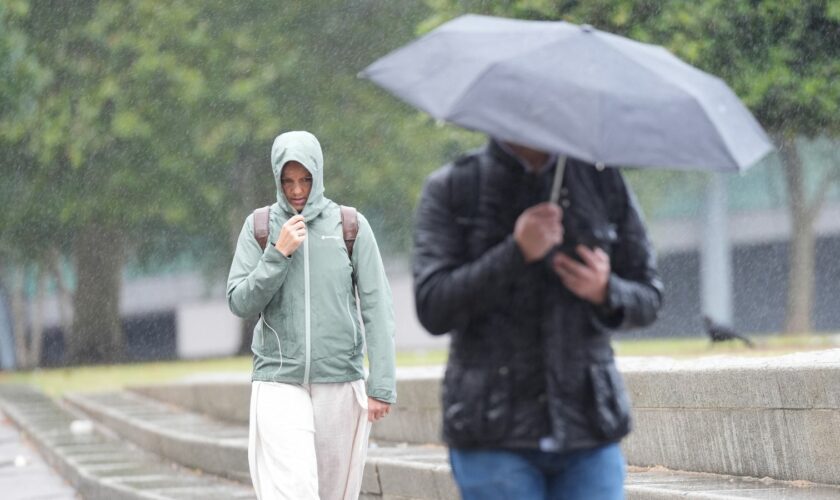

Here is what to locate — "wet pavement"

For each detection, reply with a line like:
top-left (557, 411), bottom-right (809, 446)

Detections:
top-left (0, 413), bottom-right (78, 500)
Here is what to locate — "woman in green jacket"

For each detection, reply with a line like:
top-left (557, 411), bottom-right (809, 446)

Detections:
top-left (227, 131), bottom-right (396, 499)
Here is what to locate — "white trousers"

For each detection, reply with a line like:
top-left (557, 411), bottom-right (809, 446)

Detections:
top-left (248, 380), bottom-right (371, 500)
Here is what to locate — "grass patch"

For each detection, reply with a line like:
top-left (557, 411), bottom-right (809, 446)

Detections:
top-left (0, 357), bottom-right (252, 397)
top-left (396, 349), bottom-right (448, 366)
top-left (0, 350), bottom-right (449, 397)
top-left (614, 333), bottom-right (840, 357)
top-left (1, 334), bottom-right (836, 396)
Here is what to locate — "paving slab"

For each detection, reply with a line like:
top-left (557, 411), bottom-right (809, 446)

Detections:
top-left (0, 412), bottom-right (79, 500)
top-left (625, 467), bottom-right (840, 499)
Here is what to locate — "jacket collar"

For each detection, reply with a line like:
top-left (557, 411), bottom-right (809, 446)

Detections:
top-left (487, 139), bottom-right (524, 171)
top-left (487, 139), bottom-right (557, 176)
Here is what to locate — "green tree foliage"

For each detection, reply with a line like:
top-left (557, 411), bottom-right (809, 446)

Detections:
top-left (1, 0), bottom-right (479, 365)
top-left (8, 0), bottom-right (226, 363)
top-left (0, 0), bottom-right (48, 261)
top-left (0, 0), bottom-right (51, 369)
top-left (263, 1), bottom-right (482, 254)
top-left (640, 1), bottom-right (840, 334)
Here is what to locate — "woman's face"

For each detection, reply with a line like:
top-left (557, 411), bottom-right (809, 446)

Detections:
top-left (280, 161), bottom-right (313, 213)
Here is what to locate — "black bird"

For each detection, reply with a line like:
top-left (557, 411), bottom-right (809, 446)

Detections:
top-left (703, 315), bottom-right (754, 348)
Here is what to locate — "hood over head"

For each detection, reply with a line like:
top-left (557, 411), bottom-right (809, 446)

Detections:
top-left (270, 130), bottom-right (330, 218)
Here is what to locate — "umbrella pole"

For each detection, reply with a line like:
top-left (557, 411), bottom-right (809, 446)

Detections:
top-left (550, 155), bottom-right (567, 206)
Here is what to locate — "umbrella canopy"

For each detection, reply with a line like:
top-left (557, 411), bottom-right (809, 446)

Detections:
top-left (360, 14), bottom-right (773, 172)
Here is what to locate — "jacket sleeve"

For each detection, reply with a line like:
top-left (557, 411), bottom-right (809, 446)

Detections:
top-left (598, 172), bottom-right (664, 330)
top-left (412, 166), bottom-right (529, 336)
top-left (352, 213), bottom-right (397, 404)
top-left (226, 214), bottom-right (293, 318)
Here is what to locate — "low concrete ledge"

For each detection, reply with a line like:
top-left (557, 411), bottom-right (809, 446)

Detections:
top-left (6, 383), bottom-right (840, 500)
top-left (359, 446), bottom-right (840, 500)
top-left (371, 367), bottom-right (444, 445)
top-left (131, 373), bottom-right (251, 424)
top-left (128, 350), bottom-right (840, 488)
top-left (363, 445), bottom-right (456, 500)
top-left (375, 355), bottom-right (840, 486)
top-left (619, 350), bottom-right (840, 485)
top-left (131, 367), bottom-right (446, 445)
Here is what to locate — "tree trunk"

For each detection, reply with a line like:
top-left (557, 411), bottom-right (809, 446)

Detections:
top-left (50, 248), bottom-right (74, 342)
top-left (779, 135), bottom-right (814, 335)
top-left (28, 269), bottom-right (47, 367)
top-left (786, 220), bottom-right (815, 335)
top-left (233, 153), bottom-right (265, 355)
top-left (68, 224), bottom-right (125, 365)
top-left (7, 266), bottom-right (30, 369)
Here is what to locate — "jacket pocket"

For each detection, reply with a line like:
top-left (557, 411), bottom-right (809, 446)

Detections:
top-left (256, 312), bottom-right (302, 361)
top-left (442, 364), bottom-right (512, 445)
top-left (588, 362), bottom-right (632, 440)
top-left (310, 301), bottom-right (359, 363)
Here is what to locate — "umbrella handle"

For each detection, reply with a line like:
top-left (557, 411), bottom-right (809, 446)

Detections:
top-left (550, 155), bottom-right (567, 206)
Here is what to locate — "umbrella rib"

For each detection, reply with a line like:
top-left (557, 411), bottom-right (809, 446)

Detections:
top-left (444, 29), bottom-right (575, 122)
top-left (598, 39), bottom-right (743, 169)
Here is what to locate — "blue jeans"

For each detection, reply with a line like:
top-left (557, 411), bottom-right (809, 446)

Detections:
top-left (449, 443), bottom-right (625, 500)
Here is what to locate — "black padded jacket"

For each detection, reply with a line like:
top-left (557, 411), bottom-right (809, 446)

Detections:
top-left (413, 140), bottom-right (663, 451)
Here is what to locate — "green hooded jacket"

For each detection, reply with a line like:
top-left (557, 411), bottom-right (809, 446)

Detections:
top-left (226, 131), bottom-right (396, 404)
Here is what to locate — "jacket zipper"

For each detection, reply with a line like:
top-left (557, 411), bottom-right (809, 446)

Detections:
top-left (346, 297), bottom-right (358, 351)
top-left (303, 235), bottom-right (311, 384)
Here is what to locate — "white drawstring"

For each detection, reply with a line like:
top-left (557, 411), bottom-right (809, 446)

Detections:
top-left (260, 316), bottom-right (284, 376)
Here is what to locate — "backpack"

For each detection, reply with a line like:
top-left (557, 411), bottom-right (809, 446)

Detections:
top-left (252, 205), bottom-right (359, 258)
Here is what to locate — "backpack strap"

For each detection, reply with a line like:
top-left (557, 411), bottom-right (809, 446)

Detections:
top-left (449, 149), bottom-right (483, 263)
top-left (252, 204), bottom-right (359, 257)
top-left (595, 167), bottom-right (627, 226)
top-left (253, 205), bottom-right (271, 250)
top-left (450, 149), bottom-right (483, 227)
top-left (340, 205), bottom-right (359, 258)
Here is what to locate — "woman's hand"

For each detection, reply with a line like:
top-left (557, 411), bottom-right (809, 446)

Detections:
top-left (275, 215), bottom-right (306, 257)
top-left (367, 397), bottom-right (391, 422)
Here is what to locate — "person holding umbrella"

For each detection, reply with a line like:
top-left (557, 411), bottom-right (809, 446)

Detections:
top-left (412, 137), bottom-right (663, 499)
top-left (227, 131), bottom-right (396, 500)
top-left (362, 14), bottom-right (772, 499)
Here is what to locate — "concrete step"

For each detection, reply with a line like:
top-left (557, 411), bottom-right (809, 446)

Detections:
top-left (365, 445), bottom-right (840, 500)
top-left (0, 385), bottom-right (255, 500)
top-left (64, 390), bottom-right (249, 483)
top-left (64, 388), bottom-right (449, 498)
top-left (363, 445), bottom-right (455, 500)
top-left (128, 367), bottom-right (446, 446)
top-left (63, 385), bottom-right (840, 500)
top-left (140, 353), bottom-right (840, 487)
top-left (129, 374), bottom-right (251, 425)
